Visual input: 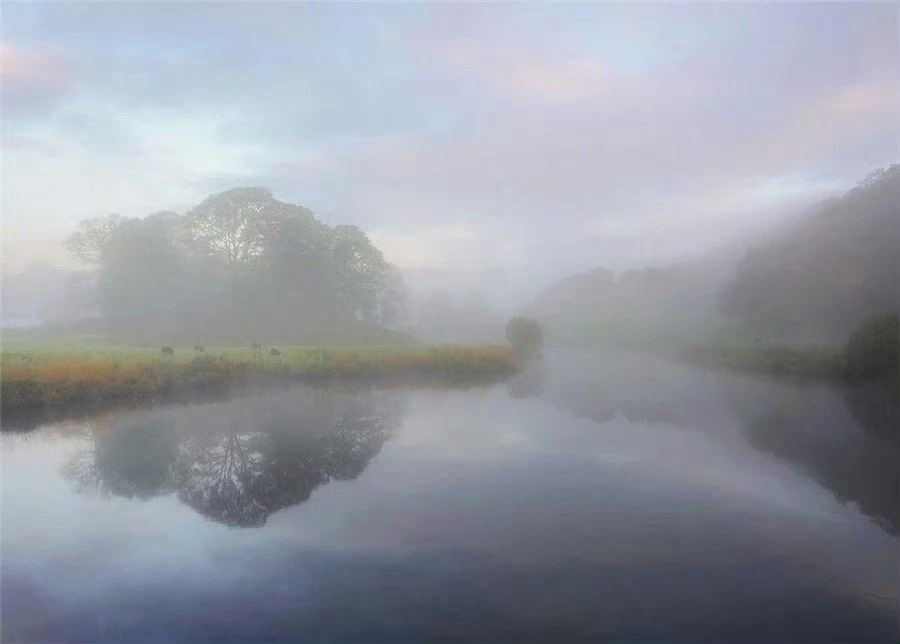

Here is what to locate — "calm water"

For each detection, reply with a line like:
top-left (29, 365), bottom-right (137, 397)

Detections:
top-left (2, 351), bottom-right (898, 642)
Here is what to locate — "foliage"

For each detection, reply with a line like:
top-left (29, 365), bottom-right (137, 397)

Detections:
top-left (64, 213), bottom-right (127, 265)
top-left (505, 317), bottom-right (544, 360)
top-left (723, 165), bottom-right (900, 340)
top-left (64, 188), bottom-right (408, 342)
top-left (845, 315), bottom-right (900, 380)
top-left (180, 187), bottom-right (282, 268)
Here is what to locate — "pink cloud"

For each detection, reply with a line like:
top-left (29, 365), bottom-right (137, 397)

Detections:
top-left (1, 44), bottom-right (69, 85)
top-left (1, 44), bottom-right (73, 115)
top-left (428, 37), bottom-right (619, 103)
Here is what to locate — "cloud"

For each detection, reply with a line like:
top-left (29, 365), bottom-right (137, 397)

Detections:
top-left (1, 2), bottom-right (897, 287)
top-left (1, 44), bottom-right (73, 117)
top-left (431, 37), bottom-right (613, 102)
top-left (0, 44), bottom-right (68, 86)
top-left (295, 3), bottom-right (897, 276)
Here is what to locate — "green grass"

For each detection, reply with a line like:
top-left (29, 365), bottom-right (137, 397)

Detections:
top-left (685, 341), bottom-right (847, 378)
top-left (0, 338), bottom-right (517, 417)
top-left (1, 336), bottom-right (428, 364)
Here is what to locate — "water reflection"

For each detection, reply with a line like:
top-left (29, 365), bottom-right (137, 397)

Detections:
top-left (843, 380), bottom-right (900, 444)
top-left (726, 379), bottom-right (899, 534)
top-left (61, 387), bottom-right (406, 527)
top-left (544, 351), bottom-right (728, 427)
top-left (542, 351), bottom-right (898, 535)
top-left (2, 358), bottom-right (897, 642)
top-left (505, 360), bottom-right (545, 399)
top-left (63, 417), bottom-right (177, 500)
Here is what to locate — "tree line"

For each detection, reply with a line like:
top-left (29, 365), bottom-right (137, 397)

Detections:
top-left (66, 187), bottom-right (408, 343)
top-left (723, 165), bottom-right (899, 341)
top-left (528, 164), bottom-right (899, 347)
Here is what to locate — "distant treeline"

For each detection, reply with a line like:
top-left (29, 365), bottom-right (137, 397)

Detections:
top-left (723, 165), bottom-right (899, 341)
top-left (530, 165), bottom-right (900, 346)
top-left (65, 187), bottom-right (409, 344)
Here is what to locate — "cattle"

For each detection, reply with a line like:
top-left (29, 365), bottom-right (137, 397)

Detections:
top-left (160, 346), bottom-right (175, 356)
top-left (270, 348), bottom-right (281, 357)
top-left (194, 343), bottom-right (205, 353)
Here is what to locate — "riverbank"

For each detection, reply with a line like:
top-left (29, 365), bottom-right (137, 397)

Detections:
top-left (0, 344), bottom-right (518, 420)
top-left (686, 316), bottom-right (899, 382)
top-left (685, 343), bottom-right (848, 378)
top-left (684, 342), bottom-right (898, 387)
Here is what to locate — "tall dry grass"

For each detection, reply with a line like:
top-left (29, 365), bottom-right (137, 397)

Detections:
top-left (1, 346), bottom-right (516, 414)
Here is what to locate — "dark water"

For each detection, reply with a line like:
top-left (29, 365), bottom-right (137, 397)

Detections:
top-left (2, 351), bottom-right (898, 642)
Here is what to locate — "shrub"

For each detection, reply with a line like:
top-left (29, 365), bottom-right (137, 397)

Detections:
top-left (845, 315), bottom-right (899, 380)
top-left (505, 317), bottom-right (544, 361)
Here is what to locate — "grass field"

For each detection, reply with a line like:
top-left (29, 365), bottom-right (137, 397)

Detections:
top-left (0, 337), bottom-right (517, 417)
top-left (2, 340), bottom-right (447, 367)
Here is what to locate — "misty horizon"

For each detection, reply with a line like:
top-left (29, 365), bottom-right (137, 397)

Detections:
top-left (3, 2), bottom-right (897, 283)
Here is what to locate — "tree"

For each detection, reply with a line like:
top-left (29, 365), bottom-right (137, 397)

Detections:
top-left (723, 165), bottom-right (900, 340)
top-left (65, 213), bottom-right (127, 265)
top-left (375, 267), bottom-right (409, 329)
top-left (181, 187), bottom-right (281, 269)
top-left (325, 224), bottom-right (390, 321)
top-left (249, 206), bottom-right (343, 336)
top-left (96, 214), bottom-right (187, 336)
top-left (64, 187), bottom-right (405, 343)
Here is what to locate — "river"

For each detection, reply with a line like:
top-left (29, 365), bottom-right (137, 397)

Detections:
top-left (2, 350), bottom-right (897, 642)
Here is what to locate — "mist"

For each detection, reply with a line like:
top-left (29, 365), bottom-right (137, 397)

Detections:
top-left (3, 2), bottom-right (898, 344)
top-left (2, 4), bottom-right (899, 643)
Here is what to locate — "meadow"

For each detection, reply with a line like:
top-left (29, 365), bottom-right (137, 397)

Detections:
top-left (0, 336), bottom-right (518, 417)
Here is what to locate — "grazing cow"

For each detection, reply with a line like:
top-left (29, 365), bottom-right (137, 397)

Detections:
top-left (161, 346), bottom-right (175, 356)
top-left (270, 348), bottom-right (281, 357)
top-left (194, 343), bottom-right (205, 353)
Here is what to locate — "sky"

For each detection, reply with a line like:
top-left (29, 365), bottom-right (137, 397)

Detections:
top-left (2, 2), bottom-right (898, 287)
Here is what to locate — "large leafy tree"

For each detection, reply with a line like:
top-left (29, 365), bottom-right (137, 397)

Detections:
top-left (96, 214), bottom-right (187, 336)
top-left (65, 187), bottom-right (407, 342)
top-left (326, 224), bottom-right (390, 322)
top-left (65, 213), bottom-right (127, 265)
top-left (180, 187), bottom-right (281, 269)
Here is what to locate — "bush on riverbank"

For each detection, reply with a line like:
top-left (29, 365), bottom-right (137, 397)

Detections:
top-left (505, 317), bottom-right (544, 362)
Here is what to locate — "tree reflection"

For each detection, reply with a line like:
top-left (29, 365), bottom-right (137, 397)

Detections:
top-left (727, 380), bottom-right (899, 534)
top-left (842, 381), bottom-right (899, 445)
top-left (174, 432), bottom-right (270, 527)
top-left (63, 388), bottom-right (405, 527)
top-left (62, 417), bottom-right (176, 500)
top-left (545, 353), bottom-right (693, 426)
top-left (505, 361), bottom-right (545, 399)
